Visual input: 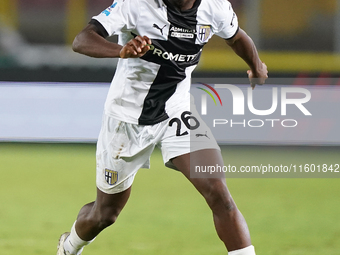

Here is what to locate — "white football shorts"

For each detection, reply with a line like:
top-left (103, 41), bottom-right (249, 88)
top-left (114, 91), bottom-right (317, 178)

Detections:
top-left (96, 106), bottom-right (219, 194)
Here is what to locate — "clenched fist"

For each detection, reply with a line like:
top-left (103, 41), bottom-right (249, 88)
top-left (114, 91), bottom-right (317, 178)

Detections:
top-left (120, 35), bottom-right (152, 58)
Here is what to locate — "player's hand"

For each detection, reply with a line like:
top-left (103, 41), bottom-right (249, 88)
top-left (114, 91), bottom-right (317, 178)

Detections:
top-left (119, 35), bottom-right (152, 58)
top-left (247, 62), bottom-right (268, 90)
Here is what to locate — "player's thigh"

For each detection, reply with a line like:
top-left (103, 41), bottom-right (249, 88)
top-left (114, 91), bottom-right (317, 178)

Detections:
top-left (160, 107), bottom-right (220, 170)
top-left (172, 148), bottom-right (224, 176)
top-left (172, 149), bottom-right (231, 201)
top-left (96, 114), bottom-right (155, 195)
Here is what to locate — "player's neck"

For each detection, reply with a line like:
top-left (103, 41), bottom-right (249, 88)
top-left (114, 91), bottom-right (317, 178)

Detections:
top-left (167, 0), bottom-right (197, 11)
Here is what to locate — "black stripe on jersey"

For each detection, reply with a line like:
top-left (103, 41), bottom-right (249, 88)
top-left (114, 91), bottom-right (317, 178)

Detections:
top-left (163, 0), bottom-right (201, 30)
top-left (89, 19), bottom-right (109, 38)
top-left (137, 0), bottom-right (203, 125)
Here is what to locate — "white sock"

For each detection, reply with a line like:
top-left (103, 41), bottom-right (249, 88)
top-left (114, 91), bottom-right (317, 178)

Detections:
top-left (64, 221), bottom-right (95, 255)
top-left (228, 245), bottom-right (256, 255)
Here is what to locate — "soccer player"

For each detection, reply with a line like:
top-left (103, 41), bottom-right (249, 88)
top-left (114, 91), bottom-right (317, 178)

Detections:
top-left (57, 0), bottom-right (268, 254)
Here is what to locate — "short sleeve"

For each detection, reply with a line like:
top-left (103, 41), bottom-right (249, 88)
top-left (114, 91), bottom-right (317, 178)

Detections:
top-left (214, 1), bottom-right (239, 39)
top-left (91, 0), bottom-right (140, 36)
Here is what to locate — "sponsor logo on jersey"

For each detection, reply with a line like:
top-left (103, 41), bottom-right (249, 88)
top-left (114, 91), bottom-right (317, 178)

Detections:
top-left (170, 26), bottom-right (195, 39)
top-left (104, 168), bottom-right (118, 185)
top-left (153, 24), bottom-right (166, 35)
top-left (197, 25), bottom-right (211, 43)
top-left (102, 2), bottom-right (117, 16)
top-left (148, 45), bottom-right (198, 62)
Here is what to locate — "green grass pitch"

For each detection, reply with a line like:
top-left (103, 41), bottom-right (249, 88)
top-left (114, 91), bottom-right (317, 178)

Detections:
top-left (0, 143), bottom-right (340, 255)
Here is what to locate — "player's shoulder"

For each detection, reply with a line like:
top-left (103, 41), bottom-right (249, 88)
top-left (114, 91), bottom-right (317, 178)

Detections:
top-left (199, 0), bottom-right (234, 22)
top-left (110, 0), bottom-right (160, 13)
top-left (135, 0), bottom-right (163, 8)
top-left (200, 0), bottom-right (232, 10)
top-left (146, 0), bottom-right (163, 7)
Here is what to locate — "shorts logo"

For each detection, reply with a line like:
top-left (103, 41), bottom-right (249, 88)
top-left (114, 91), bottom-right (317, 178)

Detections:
top-left (104, 168), bottom-right (118, 185)
top-left (197, 25), bottom-right (211, 43)
top-left (196, 131), bottom-right (210, 139)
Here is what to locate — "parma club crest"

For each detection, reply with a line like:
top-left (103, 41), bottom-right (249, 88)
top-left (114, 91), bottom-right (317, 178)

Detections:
top-left (197, 25), bottom-right (211, 44)
top-left (104, 168), bottom-right (118, 185)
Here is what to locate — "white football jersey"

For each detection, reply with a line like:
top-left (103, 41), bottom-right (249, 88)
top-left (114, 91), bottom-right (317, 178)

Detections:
top-left (92, 0), bottom-right (239, 125)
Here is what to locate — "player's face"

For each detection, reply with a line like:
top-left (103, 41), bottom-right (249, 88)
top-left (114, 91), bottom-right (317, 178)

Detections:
top-left (170, 0), bottom-right (185, 5)
top-left (167, 0), bottom-right (196, 10)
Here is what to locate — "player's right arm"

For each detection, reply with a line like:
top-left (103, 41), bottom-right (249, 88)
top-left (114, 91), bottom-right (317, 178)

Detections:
top-left (73, 0), bottom-right (149, 58)
top-left (72, 24), bottom-right (151, 59)
top-left (225, 29), bottom-right (268, 89)
top-left (215, 1), bottom-right (267, 89)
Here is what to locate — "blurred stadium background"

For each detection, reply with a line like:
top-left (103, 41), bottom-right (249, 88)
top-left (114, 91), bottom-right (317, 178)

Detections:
top-left (1, 1), bottom-right (340, 255)
top-left (1, 0), bottom-right (340, 80)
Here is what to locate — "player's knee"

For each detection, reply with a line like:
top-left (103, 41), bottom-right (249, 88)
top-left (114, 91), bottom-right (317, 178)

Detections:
top-left (97, 214), bottom-right (117, 229)
top-left (203, 181), bottom-right (236, 213)
top-left (90, 207), bottom-right (120, 230)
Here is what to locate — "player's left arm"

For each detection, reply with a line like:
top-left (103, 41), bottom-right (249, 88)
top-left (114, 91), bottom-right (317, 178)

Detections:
top-left (226, 28), bottom-right (268, 89)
